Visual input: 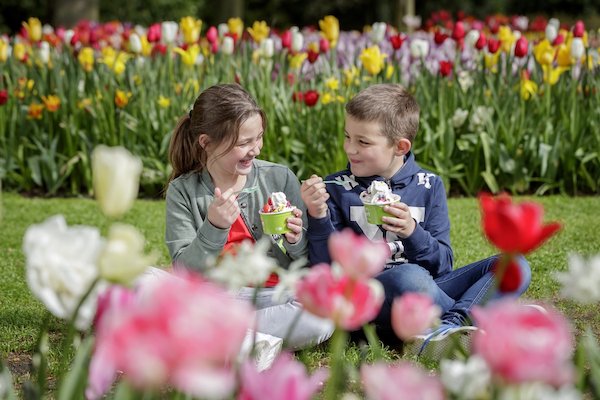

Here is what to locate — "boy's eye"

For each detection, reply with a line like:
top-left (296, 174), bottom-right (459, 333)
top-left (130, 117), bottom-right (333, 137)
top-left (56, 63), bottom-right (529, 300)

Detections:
top-left (359, 140), bottom-right (370, 145)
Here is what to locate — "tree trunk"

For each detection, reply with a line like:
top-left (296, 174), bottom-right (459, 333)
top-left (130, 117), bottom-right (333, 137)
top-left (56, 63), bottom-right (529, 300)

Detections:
top-left (215, 0), bottom-right (245, 23)
top-left (53, 0), bottom-right (99, 28)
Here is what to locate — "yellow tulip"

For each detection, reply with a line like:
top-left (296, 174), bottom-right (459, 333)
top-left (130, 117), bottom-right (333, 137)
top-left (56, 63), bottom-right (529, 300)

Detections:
top-left (42, 95), bottom-right (61, 112)
top-left (180, 16), bottom-right (202, 44)
top-left (343, 66), bottom-right (360, 86)
top-left (520, 79), bottom-right (538, 100)
top-left (78, 47), bottom-right (95, 72)
top-left (541, 64), bottom-right (569, 85)
top-left (13, 43), bottom-right (29, 62)
top-left (325, 77), bottom-right (339, 91)
top-left (533, 39), bottom-right (555, 66)
top-left (319, 15), bottom-right (339, 47)
top-left (289, 52), bottom-right (307, 70)
top-left (484, 52), bottom-right (500, 72)
top-left (27, 102), bottom-right (44, 119)
top-left (556, 44), bottom-right (573, 67)
top-left (228, 17), bottom-right (244, 39)
top-left (0, 38), bottom-right (9, 62)
top-left (22, 17), bottom-right (42, 42)
top-left (498, 26), bottom-right (516, 53)
top-left (114, 90), bottom-right (132, 108)
top-left (158, 95), bottom-right (171, 108)
top-left (99, 47), bottom-right (129, 75)
top-left (359, 45), bottom-right (387, 75)
top-left (173, 44), bottom-right (200, 66)
top-left (385, 64), bottom-right (395, 80)
top-left (247, 21), bottom-right (270, 43)
top-left (321, 92), bottom-right (334, 105)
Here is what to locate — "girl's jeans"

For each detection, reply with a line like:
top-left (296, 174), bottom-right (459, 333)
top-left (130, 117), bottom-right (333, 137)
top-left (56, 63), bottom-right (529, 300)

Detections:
top-left (373, 254), bottom-right (532, 329)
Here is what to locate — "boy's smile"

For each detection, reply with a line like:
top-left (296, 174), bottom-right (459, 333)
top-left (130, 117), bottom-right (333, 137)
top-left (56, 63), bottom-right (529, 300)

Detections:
top-left (343, 115), bottom-right (405, 179)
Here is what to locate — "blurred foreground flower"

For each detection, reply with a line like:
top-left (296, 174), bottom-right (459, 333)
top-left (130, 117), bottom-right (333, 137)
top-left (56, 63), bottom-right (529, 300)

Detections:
top-left (88, 271), bottom-right (254, 399)
top-left (556, 253), bottom-right (600, 304)
top-left (92, 145), bottom-right (142, 218)
top-left (23, 215), bottom-right (105, 330)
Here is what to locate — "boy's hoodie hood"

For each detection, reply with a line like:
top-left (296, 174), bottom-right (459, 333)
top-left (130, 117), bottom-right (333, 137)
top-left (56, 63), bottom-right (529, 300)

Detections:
top-left (340, 151), bottom-right (420, 191)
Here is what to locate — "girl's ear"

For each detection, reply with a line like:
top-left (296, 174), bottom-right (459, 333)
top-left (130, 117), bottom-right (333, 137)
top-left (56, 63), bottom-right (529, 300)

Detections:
top-left (394, 138), bottom-right (412, 156)
top-left (198, 134), bottom-right (209, 149)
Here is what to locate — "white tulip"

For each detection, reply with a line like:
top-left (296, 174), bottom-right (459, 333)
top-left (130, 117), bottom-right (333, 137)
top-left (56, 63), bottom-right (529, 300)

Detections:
top-left (38, 41), bottom-right (50, 64)
top-left (548, 18), bottom-right (560, 30)
top-left (291, 31), bottom-right (304, 52)
top-left (92, 145), bottom-right (142, 219)
top-left (23, 215), bottom-right (106, 330)
top-left (440, 355), bottom-right (491, 399)
top-left (410, 38), bottom-right (429, 58)
top-left (464, 30), bottom-right (480, 48)
top-left (161, 21), bottom-right (178, 44)
top-left (370, 22), bottom-right (387, 44)
top-left (63, 29), bottom-right (74, 45)
top-left (545, 24), bottom-right (558, 43)
top-left (97, 223), bottom-right (156, 285)
top-left (556, 253), bottom-right (600, 304)
top-left (221, 36), bottom-right (234, 55)
top-left (451, 108), bottom-right (469, 128)
top-left (570, 38), bottom-right (585, 60)
top-left (260, 37), bottom-right (274, 58)
top-left (218, 23), bottom-right (229, 38)
top-left (129, 32), bottom-right (142, 54)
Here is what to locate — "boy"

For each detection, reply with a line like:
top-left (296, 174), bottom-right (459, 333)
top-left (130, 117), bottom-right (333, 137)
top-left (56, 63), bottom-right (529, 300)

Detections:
top-left (301, 84), bottom-right (531, 354)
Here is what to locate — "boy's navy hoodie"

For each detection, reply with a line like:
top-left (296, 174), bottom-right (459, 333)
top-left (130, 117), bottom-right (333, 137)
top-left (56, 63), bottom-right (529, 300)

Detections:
top-left (306, 152), bottom-right (453, 278)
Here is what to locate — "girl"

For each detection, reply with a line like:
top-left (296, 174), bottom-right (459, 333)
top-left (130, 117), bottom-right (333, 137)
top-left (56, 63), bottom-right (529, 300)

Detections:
top-left (165, 83), bottom-right (332, 352)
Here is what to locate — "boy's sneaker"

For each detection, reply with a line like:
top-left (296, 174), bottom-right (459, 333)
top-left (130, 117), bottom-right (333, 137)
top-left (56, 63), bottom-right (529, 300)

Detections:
top-left (403, 325), bottom-right (478, 360)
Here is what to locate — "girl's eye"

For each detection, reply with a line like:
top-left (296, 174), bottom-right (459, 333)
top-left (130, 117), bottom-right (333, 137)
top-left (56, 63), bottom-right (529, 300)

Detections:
top-left (360, 140), bottom-right (370, 145)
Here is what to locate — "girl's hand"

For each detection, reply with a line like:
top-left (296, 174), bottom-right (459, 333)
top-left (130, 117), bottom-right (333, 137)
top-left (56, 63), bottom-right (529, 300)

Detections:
top-left (284, 208), bottom-right (304, 244)
top-left (207, 187), bottom-right (240, 229)
top-left (381, 202), bottom-right (416, 239)
top-left (300, 174), bottom-right (329, 218)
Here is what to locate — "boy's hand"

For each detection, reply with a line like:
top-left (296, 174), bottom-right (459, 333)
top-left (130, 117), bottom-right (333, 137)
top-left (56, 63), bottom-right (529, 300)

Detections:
top-left (207, 187), bottom-right (240, 229)
top-left (284, 208), bottom-right (304, 244)
top-left (381, 202), bottom-right (416, 238)
top-left (301, 174), bottom-right (330, 219)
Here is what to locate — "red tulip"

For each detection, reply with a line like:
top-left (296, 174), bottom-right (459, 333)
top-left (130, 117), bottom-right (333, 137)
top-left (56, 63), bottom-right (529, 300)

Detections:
top-left (451, 21), bottom-right (466, 40)
top-left (492, 256), bottom-right (523, 292)
top-left (389, 34), bottom-right (403, 50)
top-left (479, 192), bottom-right (561, 254)
top-left (514, 36), bottom-right (528, 57)
top-left (291, 91), bottom-right (304, 102)
top-left (439, 60), bottom-right (453, 77)
top-left (573, 20), bottom-right (585, 38)
top-left (280, 30), bottom-right (292, 50)
top-left (147, 23), bottom-right (161, 43)
top-left (319, 37), bottom-right (330, 53)
top-left (487, 38), bottom-right (500, 54)
top-left (475, 31), bottom-right (487, 50)
top-left (0, 89), bottom-right (8, 105)
top-left (303, 90), bottom-right (319, 107)
top-left (434, 31), bottom-right (448, 45)
top-left (552, 33), bottom-right (565, 46)
top-left (205, 26), bottom-right (218, 44)
top-left (307, 49), bottom-right (319, 63)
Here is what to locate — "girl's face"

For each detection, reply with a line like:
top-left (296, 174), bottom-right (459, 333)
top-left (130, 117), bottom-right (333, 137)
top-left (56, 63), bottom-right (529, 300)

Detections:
top-left (343, 114), bottom-right (404, 179)
top-left (206, 113), bottom-right (264, 178)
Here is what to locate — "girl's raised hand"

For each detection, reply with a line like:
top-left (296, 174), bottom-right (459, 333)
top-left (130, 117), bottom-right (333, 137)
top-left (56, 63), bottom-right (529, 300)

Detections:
top-left (207, 187), bottom-right (240, 229)
top-left (300, 174), bottom-right (329, 219)
top-left (284, 208), bottom-right (304, 244)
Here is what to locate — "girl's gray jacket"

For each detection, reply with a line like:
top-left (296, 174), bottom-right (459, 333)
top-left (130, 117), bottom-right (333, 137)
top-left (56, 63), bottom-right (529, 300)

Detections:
top-left (165, 159), bottom-right (308, 272)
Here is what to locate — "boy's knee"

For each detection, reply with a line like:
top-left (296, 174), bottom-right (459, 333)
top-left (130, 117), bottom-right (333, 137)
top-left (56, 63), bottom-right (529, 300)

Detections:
top-left (376, 264), bottom-right (436, 297)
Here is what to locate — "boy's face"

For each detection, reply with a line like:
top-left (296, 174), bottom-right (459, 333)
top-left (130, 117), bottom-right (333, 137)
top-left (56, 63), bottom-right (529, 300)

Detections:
top-left (343, 115), bottom-right (404, 179)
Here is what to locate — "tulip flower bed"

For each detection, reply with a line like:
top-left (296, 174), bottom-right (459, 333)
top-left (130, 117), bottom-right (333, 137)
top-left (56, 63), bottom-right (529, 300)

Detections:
top-left (1, 14), bottom-right (599, 197)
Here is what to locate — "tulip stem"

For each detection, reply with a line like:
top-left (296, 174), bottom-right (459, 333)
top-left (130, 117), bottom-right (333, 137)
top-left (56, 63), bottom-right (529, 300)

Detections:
top-left (323, 328), bottom-right (348, 400)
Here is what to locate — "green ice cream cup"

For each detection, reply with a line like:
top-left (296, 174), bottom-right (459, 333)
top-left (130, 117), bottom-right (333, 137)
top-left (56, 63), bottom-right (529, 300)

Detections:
top-left (259, 209), bottom-right (294, 234)
top-left (362, 194), bottom-right (401, 225)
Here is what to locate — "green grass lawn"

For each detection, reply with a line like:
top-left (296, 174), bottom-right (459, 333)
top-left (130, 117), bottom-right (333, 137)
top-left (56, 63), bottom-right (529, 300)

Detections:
top-left (1, 193), bottom-right (599, 376)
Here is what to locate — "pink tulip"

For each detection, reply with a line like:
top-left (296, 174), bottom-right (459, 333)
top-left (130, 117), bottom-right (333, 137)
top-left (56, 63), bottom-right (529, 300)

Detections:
top-left (514, 36), bottom-right (528, 58)
top-left (296, 264), bottom-right (384, 330)
top-left (87, 271), bottom-right (254, 399)
top-left (472, 299), bottom-right (575, 387)
top-left (206, 26), bottom-right (218, 44)
top-left (238, 352), bottom-right (328, 400)
top-left (391, 292), bottom-right (441, 341)
top-left (361, 361), bottom-right (445, 400)
top-left (328, 229), bottom-right (389, 280)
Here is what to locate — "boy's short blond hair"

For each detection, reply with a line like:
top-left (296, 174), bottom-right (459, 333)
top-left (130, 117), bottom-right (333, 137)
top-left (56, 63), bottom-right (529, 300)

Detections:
top-left (345, 84), bottom-right (420, 144)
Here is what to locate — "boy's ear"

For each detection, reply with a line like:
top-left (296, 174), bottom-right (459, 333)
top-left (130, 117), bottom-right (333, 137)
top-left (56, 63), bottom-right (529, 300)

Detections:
top-left (394, 138), bottom-right (412, 156)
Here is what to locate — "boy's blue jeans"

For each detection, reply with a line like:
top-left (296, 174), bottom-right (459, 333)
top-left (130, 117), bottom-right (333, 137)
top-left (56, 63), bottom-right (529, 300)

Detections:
top-left (373, 255), bottom-right (532, 331)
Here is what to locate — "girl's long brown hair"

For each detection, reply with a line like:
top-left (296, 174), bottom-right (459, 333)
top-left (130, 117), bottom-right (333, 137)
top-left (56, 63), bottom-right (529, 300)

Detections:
top-left (167, 83), bottom-right (266, 184)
